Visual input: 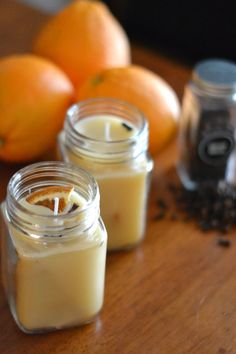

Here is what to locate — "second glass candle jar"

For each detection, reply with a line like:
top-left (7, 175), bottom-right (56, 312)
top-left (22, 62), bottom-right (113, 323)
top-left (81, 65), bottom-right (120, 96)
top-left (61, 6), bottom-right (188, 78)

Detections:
top-left (58, 98), bottom-right (153, 251)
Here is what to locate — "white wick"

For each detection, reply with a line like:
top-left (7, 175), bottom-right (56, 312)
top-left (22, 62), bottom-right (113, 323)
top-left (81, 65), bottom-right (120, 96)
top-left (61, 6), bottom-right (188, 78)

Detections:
top-left (54, 197), bottom-right (59, 216)
top-left (104, 122), bottom-right (110, 141)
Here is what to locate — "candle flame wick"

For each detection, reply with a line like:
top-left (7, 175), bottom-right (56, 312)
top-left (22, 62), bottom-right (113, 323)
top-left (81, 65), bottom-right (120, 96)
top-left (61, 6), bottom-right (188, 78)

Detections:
top-left (105, 122), bottom-right (110, 141)
top-left (54, 197), bottom-right (59, 216)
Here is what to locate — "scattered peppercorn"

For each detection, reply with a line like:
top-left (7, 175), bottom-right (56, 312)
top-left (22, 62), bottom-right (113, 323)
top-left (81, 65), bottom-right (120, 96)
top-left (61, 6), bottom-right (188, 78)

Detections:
top-left (154, 179), bottom-right (236, 247)
top-left (169, 182), bottom-right (236, 234)
top-left (217, 238), bottom-right (231, 248)
top-left (156, 198), bottom-right (167, 209)
top-left (153, 211), bottom-right (165, 221)
top-left (170, 213), bottom-right (179, 221)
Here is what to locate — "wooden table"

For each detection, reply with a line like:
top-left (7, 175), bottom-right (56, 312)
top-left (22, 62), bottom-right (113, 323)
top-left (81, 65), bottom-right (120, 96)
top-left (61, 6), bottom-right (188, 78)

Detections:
top-left (0, 1), bottom-right (236, 353)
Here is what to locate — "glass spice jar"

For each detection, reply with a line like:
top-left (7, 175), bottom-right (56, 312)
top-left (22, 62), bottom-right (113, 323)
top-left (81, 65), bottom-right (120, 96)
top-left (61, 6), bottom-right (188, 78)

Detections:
top-left (1, 161), bottom-right (107, 333)
top-left (58, 98), bottom-right (153, 251)
top-left (178, 58), bottom-right (236, 190)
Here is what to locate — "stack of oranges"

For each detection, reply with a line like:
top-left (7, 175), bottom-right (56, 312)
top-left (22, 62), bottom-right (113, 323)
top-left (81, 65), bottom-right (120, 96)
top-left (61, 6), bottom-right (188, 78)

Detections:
top-left (0, 0), bottom-right (180, 163)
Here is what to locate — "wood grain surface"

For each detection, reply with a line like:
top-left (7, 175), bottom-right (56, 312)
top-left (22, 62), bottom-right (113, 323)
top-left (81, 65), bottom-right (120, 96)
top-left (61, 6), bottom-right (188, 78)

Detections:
top-left (0, 1), bottom-right (235, 354)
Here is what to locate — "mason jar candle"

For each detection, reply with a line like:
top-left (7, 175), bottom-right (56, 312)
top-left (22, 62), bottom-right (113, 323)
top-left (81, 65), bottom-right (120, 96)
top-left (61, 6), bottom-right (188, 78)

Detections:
top-left (58, 98), bottom-right (153, 251)
top-left (1, 161), bottom-right (107, 333)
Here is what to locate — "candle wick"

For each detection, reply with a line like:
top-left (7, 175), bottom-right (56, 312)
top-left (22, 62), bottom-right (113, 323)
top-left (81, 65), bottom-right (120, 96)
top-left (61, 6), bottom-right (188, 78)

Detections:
top-left (105, 122), bottom-right (110, 141)
top-left (54, 197), bottom-right (59, 216)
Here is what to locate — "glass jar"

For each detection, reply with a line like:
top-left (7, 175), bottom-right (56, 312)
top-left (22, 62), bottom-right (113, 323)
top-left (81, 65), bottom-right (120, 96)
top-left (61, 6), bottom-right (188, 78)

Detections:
top-left (1, 161), bottom-right (107, 334)
top-left (58, 98), bottom-right (153, 251)
top-left (178, 59), bottom-right (236, 190)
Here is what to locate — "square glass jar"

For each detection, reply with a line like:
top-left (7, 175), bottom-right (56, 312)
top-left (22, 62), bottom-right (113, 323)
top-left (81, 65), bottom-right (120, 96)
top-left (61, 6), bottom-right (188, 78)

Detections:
top-left (1, 161), bottom-right (107, 333)
top-left (58, 98), bottom-right (153, 251)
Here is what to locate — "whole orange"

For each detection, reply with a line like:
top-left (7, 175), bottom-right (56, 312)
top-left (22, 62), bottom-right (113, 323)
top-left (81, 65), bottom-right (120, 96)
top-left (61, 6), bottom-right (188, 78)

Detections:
top-left (77, 65), bottom-right (180, 156)
top-left (0, 54), bottom-right (74, 163)
top-left (33, 0), bottom-right (131, 89)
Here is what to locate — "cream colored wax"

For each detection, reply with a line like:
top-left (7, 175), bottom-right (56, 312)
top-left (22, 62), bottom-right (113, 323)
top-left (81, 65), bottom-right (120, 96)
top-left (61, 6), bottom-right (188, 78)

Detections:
top-left (63, 115), bottom-right (151, 250)
top-left (4, 190), bottom-right (107, 332)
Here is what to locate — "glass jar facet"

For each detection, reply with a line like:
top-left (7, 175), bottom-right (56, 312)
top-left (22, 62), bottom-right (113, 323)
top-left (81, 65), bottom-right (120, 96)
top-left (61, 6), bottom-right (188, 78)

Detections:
top-left (58, 98), bottom-right (153, 251)
top-left (178, 59), bottom-right (236, 190)
top-left (1, 161), bottom-right (107, 333)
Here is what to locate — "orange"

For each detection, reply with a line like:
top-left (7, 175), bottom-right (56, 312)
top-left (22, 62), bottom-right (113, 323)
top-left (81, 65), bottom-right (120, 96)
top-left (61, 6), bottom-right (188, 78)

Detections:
top-left (0, 54), bottom-right (74, 163)
top-left (33, 0), bottom-right (131, 89)
top-left (26, 185), bottom-right (75, 214)
top-left (77, 65), bottom-right (180, 156)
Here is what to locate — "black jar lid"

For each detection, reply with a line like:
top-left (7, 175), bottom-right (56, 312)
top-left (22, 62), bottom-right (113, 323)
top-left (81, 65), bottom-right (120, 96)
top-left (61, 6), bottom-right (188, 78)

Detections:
top-left (193, 59), bottom-right (236, 91)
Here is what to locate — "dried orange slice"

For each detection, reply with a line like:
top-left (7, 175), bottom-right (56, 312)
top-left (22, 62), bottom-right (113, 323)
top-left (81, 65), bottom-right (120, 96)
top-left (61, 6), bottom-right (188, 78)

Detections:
top-left (26, 185), bottom-right (74, 214)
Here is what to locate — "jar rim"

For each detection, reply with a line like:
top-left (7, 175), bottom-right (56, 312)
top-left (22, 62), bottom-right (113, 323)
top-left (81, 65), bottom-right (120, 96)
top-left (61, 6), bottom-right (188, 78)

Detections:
top-left (192, 58), bottom-right (236, 96)
top-left (64, 98), bottom-right (149, 161)
top-left (6, 161), bottom-right (100, 239)
top-left (67, 98), bottom-right (146, 142)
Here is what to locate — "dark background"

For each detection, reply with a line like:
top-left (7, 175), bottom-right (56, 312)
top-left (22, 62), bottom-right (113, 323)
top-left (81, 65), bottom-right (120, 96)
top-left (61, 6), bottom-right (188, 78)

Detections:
top-left (104, 0), bottom-right (236, 66)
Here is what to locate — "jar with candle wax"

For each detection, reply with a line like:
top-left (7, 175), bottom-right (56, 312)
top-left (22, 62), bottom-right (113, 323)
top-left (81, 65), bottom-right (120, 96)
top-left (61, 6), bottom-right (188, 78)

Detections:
top-left (58, 98), bottom-right (153, 251)
top-left (0, 161), bottom-right (107, 333)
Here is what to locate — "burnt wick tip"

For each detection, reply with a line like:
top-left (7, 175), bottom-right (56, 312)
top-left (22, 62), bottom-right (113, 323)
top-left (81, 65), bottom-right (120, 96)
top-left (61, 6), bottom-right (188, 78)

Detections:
top-left (121, 122), bottom-right (133, 131)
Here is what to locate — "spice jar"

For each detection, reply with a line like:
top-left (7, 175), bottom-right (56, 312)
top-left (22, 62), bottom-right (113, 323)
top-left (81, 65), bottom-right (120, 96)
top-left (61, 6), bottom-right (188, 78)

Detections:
top-left (58, 98), bottom-right (153, 251)
top-left (1, 161), bottom-right (107, 333)
top-left (178, 59), bottom-right (236, 190)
